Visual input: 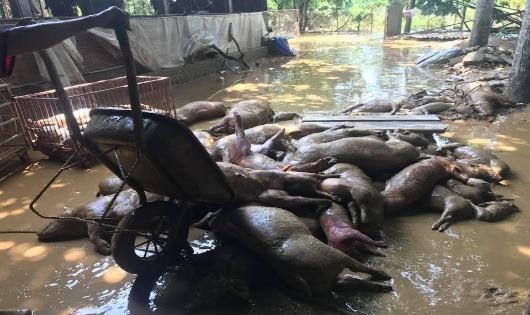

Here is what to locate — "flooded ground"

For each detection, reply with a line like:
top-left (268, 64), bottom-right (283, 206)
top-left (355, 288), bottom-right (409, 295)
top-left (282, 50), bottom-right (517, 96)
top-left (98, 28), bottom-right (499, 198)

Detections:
top-left (1, 34), bottom-right (529, 314)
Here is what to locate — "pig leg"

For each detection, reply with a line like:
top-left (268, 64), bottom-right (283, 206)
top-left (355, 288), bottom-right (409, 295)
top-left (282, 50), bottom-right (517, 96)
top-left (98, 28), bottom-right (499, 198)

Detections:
top-left (227, 113), bottom-right (252, 163)
top-left (334, 274), bottom-right (393, 293)
top-left (342, 255), bottom-right (391, 280)
top-left (320, 204), bottom-right (386, 260)
top-left (389, 102), bottom-right (402, 115)
top-left (357, 243), bottom-right (386, 257)
top-left (340, 103), bottom-right (364, 114)
top-left (208, 117), bottom-right (229, 134)
top-left (253, 129), bottom-right (286, 156)
top-left (257, 189), bottom-right (331, 211)
top-left (346, 201), bottom-right (360, 228)
top-left (432, 200), bottom-right (474, 232)
top-left (287, 157), bottom-right (337, 173)
top-left (88, 223), bottom-right (111, 255)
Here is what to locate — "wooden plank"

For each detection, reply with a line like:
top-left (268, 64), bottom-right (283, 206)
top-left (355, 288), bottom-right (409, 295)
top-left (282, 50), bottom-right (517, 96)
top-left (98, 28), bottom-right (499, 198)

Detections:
top-left (302, 114), bottom-right (441, 122)
top-left (310, 121), bottom-right (447, 133)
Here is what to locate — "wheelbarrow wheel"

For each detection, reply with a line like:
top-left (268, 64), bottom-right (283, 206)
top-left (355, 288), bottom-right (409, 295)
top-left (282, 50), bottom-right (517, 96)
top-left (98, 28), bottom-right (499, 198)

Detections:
top-left (111, 201), bottom-right (190, 275)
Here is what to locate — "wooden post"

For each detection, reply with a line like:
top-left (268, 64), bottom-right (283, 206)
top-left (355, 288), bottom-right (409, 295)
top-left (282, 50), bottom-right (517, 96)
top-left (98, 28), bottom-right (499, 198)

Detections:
top-left (385, 1), bottom-right (403, 36)
top-left (460, 5), bottom-right (467, 30)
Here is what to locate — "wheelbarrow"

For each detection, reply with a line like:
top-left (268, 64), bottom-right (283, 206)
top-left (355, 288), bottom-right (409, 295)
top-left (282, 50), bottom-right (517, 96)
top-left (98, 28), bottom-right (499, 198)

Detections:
top-left (29, 26), bottom-right (234, 275)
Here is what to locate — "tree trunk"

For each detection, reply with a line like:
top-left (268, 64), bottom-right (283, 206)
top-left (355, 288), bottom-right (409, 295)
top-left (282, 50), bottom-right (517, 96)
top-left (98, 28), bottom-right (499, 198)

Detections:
top-left (468, 0), bottom-right (494, 47)
top-left (303, 1), bottom-right (309, 31)
top-left (460, 5), bottom-right (467, 30)
top-left (504, 0), bottom-right (530, 103)
top-left (298, 0), bottom-right (309, 33)
top-left (403, 0), bottom-right (415, 33)
top-left (370, 9), bottom-right (373, 33)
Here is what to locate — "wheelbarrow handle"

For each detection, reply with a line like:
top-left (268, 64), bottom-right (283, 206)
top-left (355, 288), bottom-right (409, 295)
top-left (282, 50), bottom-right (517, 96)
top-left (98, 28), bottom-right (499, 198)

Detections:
top-left (115, 26), bottom-right (143, 157)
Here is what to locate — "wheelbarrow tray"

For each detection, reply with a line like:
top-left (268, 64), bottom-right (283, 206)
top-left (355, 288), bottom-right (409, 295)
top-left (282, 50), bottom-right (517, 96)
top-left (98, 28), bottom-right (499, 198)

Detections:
top-left (83, 107), bottom-right (233, 205)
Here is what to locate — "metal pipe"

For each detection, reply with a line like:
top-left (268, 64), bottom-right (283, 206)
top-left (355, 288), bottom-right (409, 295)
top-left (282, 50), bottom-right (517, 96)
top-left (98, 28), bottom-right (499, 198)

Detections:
top-left (115, 26), bottom-right (144, 157)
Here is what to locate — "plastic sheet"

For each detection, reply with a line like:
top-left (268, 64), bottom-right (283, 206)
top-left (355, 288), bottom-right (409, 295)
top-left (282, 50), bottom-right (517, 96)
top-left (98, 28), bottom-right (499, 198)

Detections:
top-left (32, 20), bottom-right (85, 87)
top-left (88, 13), bottom-right (267, 71)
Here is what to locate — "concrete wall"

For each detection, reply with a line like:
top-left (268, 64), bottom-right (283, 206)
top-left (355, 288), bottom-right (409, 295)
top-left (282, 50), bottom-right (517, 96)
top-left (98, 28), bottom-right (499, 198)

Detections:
top-left (150, 46), bottom-right (268, 85)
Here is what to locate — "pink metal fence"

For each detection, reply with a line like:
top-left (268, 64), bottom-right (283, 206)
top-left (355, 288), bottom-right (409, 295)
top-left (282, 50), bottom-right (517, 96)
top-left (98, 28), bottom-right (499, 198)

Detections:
top-left (13, 76), bottom-right (176, 155)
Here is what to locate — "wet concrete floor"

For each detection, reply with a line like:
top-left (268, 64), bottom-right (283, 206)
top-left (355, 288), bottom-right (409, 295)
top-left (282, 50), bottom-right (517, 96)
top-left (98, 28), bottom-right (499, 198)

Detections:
top-left (0, 34), bottom-right (529, 314)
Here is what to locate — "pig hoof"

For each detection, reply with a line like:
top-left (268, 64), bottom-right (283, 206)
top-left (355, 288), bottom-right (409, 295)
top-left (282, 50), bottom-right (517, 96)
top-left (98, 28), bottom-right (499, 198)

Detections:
top-left (373, 283), bottom-right (394, 293)
top-left (324, 157), bottom-right (337, 165)
top-left (370, 268), bottom-right (391, 281)
top-left (96, 242), bottom-right (112, 256)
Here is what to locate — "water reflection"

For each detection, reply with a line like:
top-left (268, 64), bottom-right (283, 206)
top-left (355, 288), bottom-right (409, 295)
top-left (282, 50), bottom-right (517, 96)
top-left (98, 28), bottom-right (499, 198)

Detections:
top-left (0, 34), bottom-right (529, 315)
top-left (171, 34), bottom-right (446, 113)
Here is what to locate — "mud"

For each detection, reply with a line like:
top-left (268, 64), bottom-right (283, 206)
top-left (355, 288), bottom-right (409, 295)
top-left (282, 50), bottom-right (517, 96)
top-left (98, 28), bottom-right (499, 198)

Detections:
top-left (0, 34), bottom-right (529, 314)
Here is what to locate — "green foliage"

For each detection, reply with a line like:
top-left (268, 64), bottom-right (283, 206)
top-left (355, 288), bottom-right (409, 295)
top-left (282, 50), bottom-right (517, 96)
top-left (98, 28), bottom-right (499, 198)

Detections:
top-left (125, 0), bottom-right (155, 15)
top-left (415, 0), bottom-right (459, 16)
top-left (268, 0), bottom-right (296, 10)
top-left (44, 0), bottom-right (79, 16)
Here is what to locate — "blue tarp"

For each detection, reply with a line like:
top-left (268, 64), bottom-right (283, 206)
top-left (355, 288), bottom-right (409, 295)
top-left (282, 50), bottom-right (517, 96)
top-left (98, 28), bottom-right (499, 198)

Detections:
top-left (268, 36), bottom-right (296, 56)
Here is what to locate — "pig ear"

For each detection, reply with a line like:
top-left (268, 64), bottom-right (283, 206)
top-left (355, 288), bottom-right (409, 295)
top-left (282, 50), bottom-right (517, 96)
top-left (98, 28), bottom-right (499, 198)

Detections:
top-left (450, 165), bottom-right (468, 181)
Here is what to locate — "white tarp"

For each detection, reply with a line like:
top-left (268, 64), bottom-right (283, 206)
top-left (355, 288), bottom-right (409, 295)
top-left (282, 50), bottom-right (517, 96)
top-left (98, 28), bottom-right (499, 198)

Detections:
top-left (33, 20), bottom-right (85, 86)
top-left (88, 13), bottom-right (267, 71)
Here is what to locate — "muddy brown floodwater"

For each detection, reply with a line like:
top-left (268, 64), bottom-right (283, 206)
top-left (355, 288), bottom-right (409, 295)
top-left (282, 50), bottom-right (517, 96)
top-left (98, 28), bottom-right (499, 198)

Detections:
top-left (1, 34), bottom-right (529, 314)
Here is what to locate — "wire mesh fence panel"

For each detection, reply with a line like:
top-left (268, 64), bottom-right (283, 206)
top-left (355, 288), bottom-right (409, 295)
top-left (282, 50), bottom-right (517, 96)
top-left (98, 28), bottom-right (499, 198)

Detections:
top-left (265, 9), bottom-right (300, 36)
top-left (13, 76), bottom-right (175, 153)
top-left (0, 84), bottom-right (27, 164)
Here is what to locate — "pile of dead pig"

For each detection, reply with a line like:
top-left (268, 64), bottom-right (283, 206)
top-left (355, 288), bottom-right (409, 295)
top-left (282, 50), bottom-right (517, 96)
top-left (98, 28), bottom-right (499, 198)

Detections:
top-left (410, 41), bottom-right (528, 121)
top-left (36, 99), bottom-right (521, 311)
top-left (340, 84), bottom-right (524, 121)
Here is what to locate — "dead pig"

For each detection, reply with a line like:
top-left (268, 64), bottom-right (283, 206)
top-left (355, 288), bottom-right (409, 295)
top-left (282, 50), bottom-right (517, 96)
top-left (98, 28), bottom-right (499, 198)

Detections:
top-left (383, 157), bottom-right (468, 214)
top-left (251, 169), bottom-right (341, 202)
top-left (421, 96), bottom-right (454, 105)
top-left (285, 137), bottom-right (419, 173)
top-left (38, 189), bottom-right (163, 255)
top-left (452, 146), bottom-right (510, 179)
top-left (272, 112), bottom-right (301, 122)
top-left (387, 130), bottom-right (430, 148)
top-left (209, 100), bottom-right (274, 134)
top-left (295, 127), bottom-right (385, 147)
top-left (210, 205), bottom-right (391, 297)
top-left (218, 162), bottom-right (332, 210)
top-left (341, 98), bottom-right (406, 115)
top-left (209, 123), bottom-right (329, 161)
top-left (227, 113), bottom-right (335, 172)
top-left (96, 175), bottom-right (129, 197)
top-left (321, 163), bottom-right (385, 230)
top-left (422, 185), bottom-right (477, 232)
top-left (446, 178), bottom-right (496, 204)
top-left (411, 102), bottom-right (453, 115)
top-left (193, 130), bottom-right (217, 153)
top-left (424, 186), bottom-right (519, 231)
top-left (319, 203), bottom-right (387, 261)
top-left (175, 101), bottom-right (227, 126)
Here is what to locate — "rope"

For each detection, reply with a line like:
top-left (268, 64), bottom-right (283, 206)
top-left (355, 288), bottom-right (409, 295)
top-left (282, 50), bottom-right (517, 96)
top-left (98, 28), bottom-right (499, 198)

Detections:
top-left (207, 78), bottom-right (244, 101)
